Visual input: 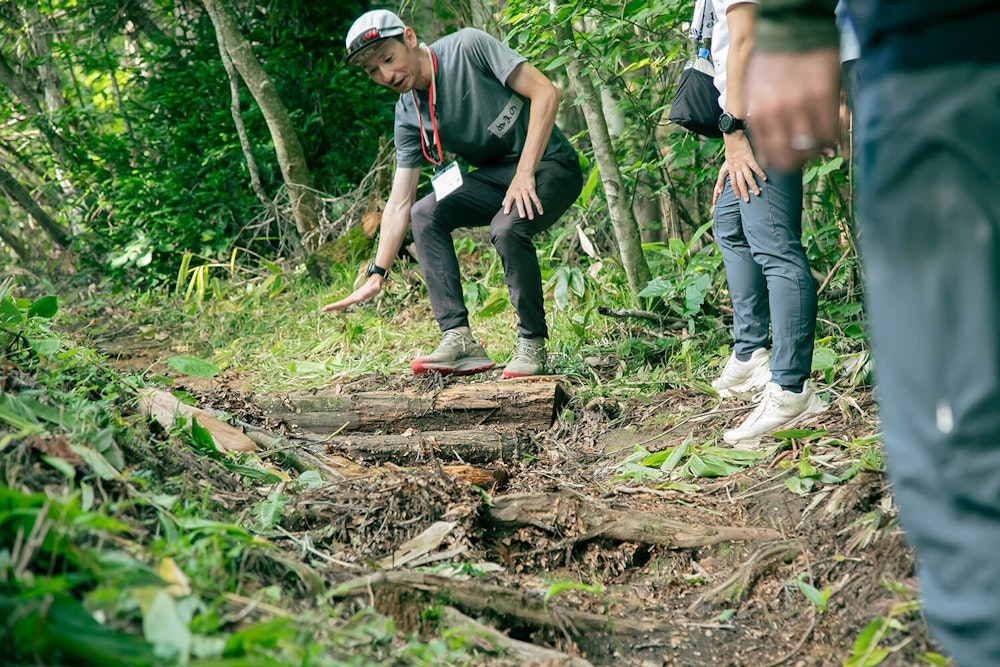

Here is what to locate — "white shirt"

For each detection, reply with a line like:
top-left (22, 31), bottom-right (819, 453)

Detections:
top-left (710, 0), bottom-right (759, 111)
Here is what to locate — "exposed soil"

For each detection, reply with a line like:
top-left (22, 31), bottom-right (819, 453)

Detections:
top-left (65, 331), bottom-right (948, 667)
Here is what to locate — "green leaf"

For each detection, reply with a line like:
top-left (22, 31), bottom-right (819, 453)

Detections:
top-left (253, 492), bottom-right (288, 531)
top-left (699, 446), bottom-right (767, 464)
top-left (41, 455), bottom-right (76, 481)
top-left (295, 470), bottom-right (326, 489)
top-left (28, 295), bottom-right (59, 318)
top-left (190, 417), bottom-right (220, 458)
top-left (661, 440), bottom-right (691, 471)
top-left (3, 594), bottom-right (158, 666)
top-left (0, 296), bottom-right (24, 325)
top-left (225, 461), bottom-right (283, 484)
top-left (811, 347), bottom-right (837, 372)
top-left (167, 356), bottom-right (221, 378)
top-left (846, 618), bottom-right (892, 667)
top-left (772, 428), bottom-right (826, 441)
top-left (576, 166), bottom-right (600, 207)
top-left (543, 580), bottom-right (601, 604)
top-left (68, 443), bottom-right (120, 480)
top-left (640, 447), bottom-right (673, 468)
top-left (796, 578), bottom-right (829, 611)
top-left (638, 277), bottom-right (673, 298)
top-left (681, 453), bottom-right (742, 478)
top-left (476, 288), bottom-right (510, 318)
top-left (224, 617), bottom-right (297, 655)
top-left (916, 653), bottom-right (950, 666)
top-left (142, 589), bottom-right (192, 662)
top-left (683, 273), bottom-right (711, 315)
top-left (611, 462), bottom-right (662, 482)
top-left (28, 338), bottom-right (60, 355)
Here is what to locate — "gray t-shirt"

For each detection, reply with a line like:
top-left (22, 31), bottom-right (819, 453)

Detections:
top-left (393, 28), bottom-right (577, 170)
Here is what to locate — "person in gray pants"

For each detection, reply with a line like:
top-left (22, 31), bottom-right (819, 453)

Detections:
top-left (322, 10), bottom-right (582, 379)
top-left (706, 0), bottom-right (825, 448)
top-left (748, 1), bottom-right (1000, 664)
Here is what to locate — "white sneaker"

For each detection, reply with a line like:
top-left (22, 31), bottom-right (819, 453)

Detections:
top-left (723, 382), bottom-right (827, 449)
top-left (712, 349), bottom-right (771, 397)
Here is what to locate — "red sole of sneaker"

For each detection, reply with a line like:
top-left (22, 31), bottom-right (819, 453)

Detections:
top-left (411, 358), bottom-right (496, 376)
top-left (501, 370), bottom-right (535, 380)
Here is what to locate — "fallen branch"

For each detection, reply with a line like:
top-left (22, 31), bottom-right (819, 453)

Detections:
top-left (488, 492), bottom-right (782, 549)
top-left (597, 306), bottom-right (686, 330)
top-left (241, 424), bottom-right (352, 481)
top-left (332, 570), bottom-right (667, 637)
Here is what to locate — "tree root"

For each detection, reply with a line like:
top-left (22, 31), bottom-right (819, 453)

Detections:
top-left (686, 540), bottom-right (800, 614)
top-left (442, 607), bottom-right (595, 667)
top-left (487, 492), bottom-right (782, 549)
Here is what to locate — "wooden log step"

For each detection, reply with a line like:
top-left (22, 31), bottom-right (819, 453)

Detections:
top-left (323, 429), bottom-right (518, 465)
top-left (258, 378), bottom-right (569, 434)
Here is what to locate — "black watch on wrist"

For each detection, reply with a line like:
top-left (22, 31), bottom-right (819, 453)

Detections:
top-left (366, 262), bottom-right (387, 279)
top-left (718, 112), bottom-right (746, 134)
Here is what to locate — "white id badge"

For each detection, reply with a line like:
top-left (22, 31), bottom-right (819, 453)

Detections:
top-left (431, 161), bottom-right (463, 200)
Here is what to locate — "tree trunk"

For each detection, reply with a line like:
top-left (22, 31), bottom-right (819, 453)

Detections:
top-left (204, 0), bottom-right (272, 211)
top-left (0, 161), bottom-right (69, 247)
top-left (203, 0), bottom-right (320, 249)
top-left (0, 53), bottom-right (75, 169)
top-left (0, 203), bottom-right (30, 261)
top-left (20, 3), bottom-right (66, 115)
top-left (553, 13), bottom-right (651, 299)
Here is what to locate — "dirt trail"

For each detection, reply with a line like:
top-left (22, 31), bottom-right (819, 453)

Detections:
top-left (170, 367), bottom-right (944, 667)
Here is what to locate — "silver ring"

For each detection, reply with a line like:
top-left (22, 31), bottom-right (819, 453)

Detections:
top-left (790, 134), bottom-right (817, 151)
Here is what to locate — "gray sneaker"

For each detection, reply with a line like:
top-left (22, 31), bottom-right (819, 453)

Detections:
top-left (411, 327), bottom-right (495, 376)
top-left (502, 337), bottom-right (547, 379)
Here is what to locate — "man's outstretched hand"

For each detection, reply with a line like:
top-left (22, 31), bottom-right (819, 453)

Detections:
top-left (320, 276), bottom-right (382, 312)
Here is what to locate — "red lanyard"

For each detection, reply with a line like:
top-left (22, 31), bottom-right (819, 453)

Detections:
top-left (412, 47), bottom-right (444, 167)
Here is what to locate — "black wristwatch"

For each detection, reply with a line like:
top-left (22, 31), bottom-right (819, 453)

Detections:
top-left (366, 262), bottom-right (387, 279)
top-left (718, 112), bottom-right (746, 134)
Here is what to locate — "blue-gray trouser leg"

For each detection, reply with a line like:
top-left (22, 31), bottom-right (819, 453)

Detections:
top-left (713, 166), bottom-right (816, 390)
top-left (410, 159), bottom-right (582, 339)
top-left (857, 61), bottom-right (1000, 667)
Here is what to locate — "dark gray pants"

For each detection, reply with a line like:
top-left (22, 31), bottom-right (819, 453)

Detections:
top-left (713, 162), bottom-right (817, 390)
top-left (858, 61), bottom-right (1000, 666)
top-left (410, 159), bottom-right (583, 339)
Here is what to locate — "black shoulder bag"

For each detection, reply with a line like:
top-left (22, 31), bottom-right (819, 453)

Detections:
top-left (668, 1), bottom-right (723, 139)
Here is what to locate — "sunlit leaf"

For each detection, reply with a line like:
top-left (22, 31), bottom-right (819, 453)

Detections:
top-left (27, 295), bottom-right (59, 319)
top-left (811, 347), bottom-right (837, 372)
top-left (167, 356), bottom-right (221, 378)
top-left (0, 296), bottom-right (23, 325)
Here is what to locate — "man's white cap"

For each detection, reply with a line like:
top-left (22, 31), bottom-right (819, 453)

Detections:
top-left (344, 10), bottom-right (406, 65)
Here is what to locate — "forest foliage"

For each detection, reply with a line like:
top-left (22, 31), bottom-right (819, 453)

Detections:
top-left (1, 2), bottom-right (877, 666)
top-left (0, 0), bottom-right (856, 308)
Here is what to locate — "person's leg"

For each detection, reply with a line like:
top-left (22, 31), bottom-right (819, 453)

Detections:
top-left (486, 160), bottom-right (583, 339)
top-left (858, 61), bottom-right (1000, 667)
top-left (738, 165), bottom-right (816, 391)
top-left (410, 173), bottom-right (506, 332)
top-left (713, 176), bottom-right (772, 358)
